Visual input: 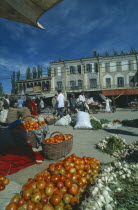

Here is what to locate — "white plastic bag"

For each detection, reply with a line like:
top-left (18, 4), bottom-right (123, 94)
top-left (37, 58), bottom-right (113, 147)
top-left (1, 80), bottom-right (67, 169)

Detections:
top-left (55, 114), bottom-right (71, 126)
top-left (74, 111), bottom-right (92, 129)
top-left (0, 110), bottom-right (8, 123)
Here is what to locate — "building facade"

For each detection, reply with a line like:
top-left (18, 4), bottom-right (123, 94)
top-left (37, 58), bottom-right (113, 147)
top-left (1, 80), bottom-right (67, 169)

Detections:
top-left (17, 77), bottom-right (52, 97)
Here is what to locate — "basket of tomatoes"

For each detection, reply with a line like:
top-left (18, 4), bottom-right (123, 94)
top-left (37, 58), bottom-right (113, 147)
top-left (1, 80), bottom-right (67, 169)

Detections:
top-left (42, 132), bottom-right (73, 160)
top-left (45, 116), bottom-right (57, 125)
top-left (11, 116), bottom-right (47, 148)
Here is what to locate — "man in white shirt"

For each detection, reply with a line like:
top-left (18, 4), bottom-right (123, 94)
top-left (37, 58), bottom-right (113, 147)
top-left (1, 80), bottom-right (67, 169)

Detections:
top-left (57, 90), bottom-right (65, 118)
top-left (78, 92), bottom-right (86, 111)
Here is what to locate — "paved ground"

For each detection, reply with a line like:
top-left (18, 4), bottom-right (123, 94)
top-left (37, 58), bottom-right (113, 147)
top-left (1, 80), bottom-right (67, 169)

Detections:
top-left (0, 109), bottom-right (138, 185)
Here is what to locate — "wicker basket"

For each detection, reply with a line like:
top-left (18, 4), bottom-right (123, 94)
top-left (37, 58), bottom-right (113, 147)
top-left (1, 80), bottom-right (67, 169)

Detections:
top-left (45, 118), bottom-right (57, 125)
top-left (42, 132), bottom-right (73, 160)
top-left (11, 115), bottom-right (46, 148)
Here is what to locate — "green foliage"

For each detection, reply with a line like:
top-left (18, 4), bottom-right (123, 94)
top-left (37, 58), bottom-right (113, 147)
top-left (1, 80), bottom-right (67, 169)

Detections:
top-left (16, 70), bottom-right (20, 80)
top-left (105, 51), bottom-right (109, 56)
top-left (26, 67), bottom-right (32, 80)
top-left (0, 82), bottom-right (3, 96)
top-left (90, 119), bottom-right (102, 130)
top-left (32, 67), bottom-right (37, 79)
top-left (120, 50), bottom-right (126, 55)
top-left (11, 71), bottom-right (16, 94)
top-left (112, 179), bottom-right (138, 209)
top-left (122, 119), bottom-right (138, 128)
top-left (37, 64), bottom-right (43, 78)
top-left (100, 118), bottom-right (110, 124)
top-left (113, 49), bottom-right (118, 55)
top-left (71, 116), bottom-right (77, 127)
top-left (130, 48), bottom-right (137, 54)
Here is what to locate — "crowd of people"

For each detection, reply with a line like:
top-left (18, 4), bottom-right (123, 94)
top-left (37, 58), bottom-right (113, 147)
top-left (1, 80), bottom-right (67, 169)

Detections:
top-left (0, 95), bottom-right (45, 116)
top-left (0, 91), bottom-right (122, 120)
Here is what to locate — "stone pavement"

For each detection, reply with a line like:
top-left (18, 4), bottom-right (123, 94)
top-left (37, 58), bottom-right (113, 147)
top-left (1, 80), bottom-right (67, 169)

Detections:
top-left (0, 110), bottom-right (137, 185)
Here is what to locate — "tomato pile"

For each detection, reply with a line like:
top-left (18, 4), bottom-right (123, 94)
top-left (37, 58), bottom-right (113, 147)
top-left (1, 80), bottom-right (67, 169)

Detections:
top-left (6, 154), bottom-right (100, 210)
top-left (43, 134), bottom-right (72, 144)
top-left (15, 120), bottom-right (46, 130)
top-left (0, 175), bottom-right (10, 191)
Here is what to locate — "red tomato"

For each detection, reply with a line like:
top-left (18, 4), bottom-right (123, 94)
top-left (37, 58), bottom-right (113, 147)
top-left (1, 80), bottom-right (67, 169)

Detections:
top-left (6, 203), bottom-right (18, 210)
top-left (65, 179), bottom-right (73, 188)
top-left (37, 180), bottom-right (46, 190)
top-left (0, 184), bottom-right (5, 191)
top-left (44, 174), bottom-right (51, 182)
top-left (51, 175), bottom-right (60, 183)
top-left (68, 184), bottom-right (79, 195)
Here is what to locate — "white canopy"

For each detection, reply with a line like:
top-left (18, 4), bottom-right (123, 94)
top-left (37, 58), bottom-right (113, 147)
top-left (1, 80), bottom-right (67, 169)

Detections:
top-left (0, 0), bottom-right (63, 29)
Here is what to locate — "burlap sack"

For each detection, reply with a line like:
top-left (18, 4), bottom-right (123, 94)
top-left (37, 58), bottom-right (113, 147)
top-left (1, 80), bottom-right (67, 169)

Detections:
top-left (17, 107), bottom-right (32, 121)
top-left (6, 108), bottom-right (18, 123)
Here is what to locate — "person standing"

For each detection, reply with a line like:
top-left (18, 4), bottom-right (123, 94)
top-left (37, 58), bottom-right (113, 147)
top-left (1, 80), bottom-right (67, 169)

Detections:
top-left (69, 94), bottom-right (76, 115)
top-left (35, 96), bottom-right (40, 114)
top-left (30, 97), bottom-right (38, 116)
top-left (105, 97), bottom-right (112, 112)
top-left (2, 97), bottom-right (9, 109)
top-left (39, 97), bottom-right (45, 112)
top-left (24, 94), bottom-right (31, 110)
top-left (57, 90), bottom-right (65, 118)
top-left (78, 92), bottom-right (86, 111)
top-left (52, 94), bottom-right (58, 115)
top-left (17, 97), bottom-right (23, 108)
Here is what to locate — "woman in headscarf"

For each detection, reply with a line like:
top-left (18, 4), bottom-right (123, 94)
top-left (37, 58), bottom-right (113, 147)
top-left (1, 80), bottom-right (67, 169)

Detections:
top-left (30, 97), bottom-right (38, 116)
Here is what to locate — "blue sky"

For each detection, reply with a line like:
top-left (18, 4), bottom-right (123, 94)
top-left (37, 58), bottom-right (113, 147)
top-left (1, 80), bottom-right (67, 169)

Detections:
top-left (0, 0), bottom-right (138, 93)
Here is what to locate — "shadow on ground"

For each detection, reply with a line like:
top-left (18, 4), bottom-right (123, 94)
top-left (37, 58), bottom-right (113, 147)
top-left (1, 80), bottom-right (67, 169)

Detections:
top-left (103, 128), bottom-right (138, 137)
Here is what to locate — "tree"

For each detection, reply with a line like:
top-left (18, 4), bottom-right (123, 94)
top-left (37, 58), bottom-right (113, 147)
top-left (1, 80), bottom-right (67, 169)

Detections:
top-left (105, 51), bottom-right (109, 56)
top-left (113, 49), bottom-right (118, 56)
top-left (0, 82), bottom-right (3, 96)
top-left (58, 57), bottom-right (62, 62)
top-left (120, 50), bottom-right (126, 55)
top-left (32, 67), bottom-right (37, 79)
top-left (16, 70), bottom-right (20, 80)
top-left (130, 48), bottom-right (137, 54)
top-left (11, 71), bottom-right (17, 94)
top-left (37, 64), bottom-right (42, 78)
top-left (93, 51), bottom-right (97, 57)
top-left (47, 66), bottom-right (51, 77)
top-left (26, 67), bottom-right (32, 80)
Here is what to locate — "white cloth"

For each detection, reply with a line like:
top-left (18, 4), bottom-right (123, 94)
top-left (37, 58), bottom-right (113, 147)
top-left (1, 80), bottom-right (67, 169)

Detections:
top-left (105, 99), bottom-right (111, 112)
top-left (40, 100), bottom-right (44, 108)
top-left (78, 95), bottom-right (85, 104)
top-left (87, 97), bottom-right (94, 104)
top-left (57, 93), bottom-right (65, 108)
top-left (5, 98), bottom-right (10, 105)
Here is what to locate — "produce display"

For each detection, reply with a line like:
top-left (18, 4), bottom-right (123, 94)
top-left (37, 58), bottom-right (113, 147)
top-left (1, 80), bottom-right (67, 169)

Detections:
top-left (43, 134), bottom-right (72, 144)
top-left (6, 154), bottom-right (100, 210)
top-left (15, 120), bottom-right (46, 130)
top-left (112, 119), bottom-right (122, 123)
top-left (0, 175), bottom-right (10, 191)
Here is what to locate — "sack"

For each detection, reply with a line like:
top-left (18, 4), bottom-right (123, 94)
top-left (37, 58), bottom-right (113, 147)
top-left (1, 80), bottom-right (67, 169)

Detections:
top-left (55, 114), bottom-right (71, 126)
top-left (17, 107), bottom-right (31, 121)
top-left (0, 110), bottom-right (8, 123)
top-left (74, 111), bottom-right (92, 129)
top-left (7, 108), bottom-right (18, 123)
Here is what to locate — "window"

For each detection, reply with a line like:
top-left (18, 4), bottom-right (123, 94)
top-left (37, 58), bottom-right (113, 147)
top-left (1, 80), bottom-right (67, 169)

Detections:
top-left (70, 80), bottom-right (76, 87)
top-left (78, 80), bottom-right (83, 88)
top-left (116, 62), bottom-right (122, 71)
top-left (129, 76), bottom-right (134, 87)
top-left (56, 81), bottom-right (62, 90)
top-left (128, 60), bottom-right (134, 70)
top-left (77, 65), bottom-right (81, 74)
top-left (90, 79), bottom-right (97, 88)
top-left (105, 63), bottom-right (110, 72)
top-left (117, 77), bottom-right (124, 87)
top-left (106, 78), bottom-right (111, 88)
top-left (94, 63), bottom-right (98, 72)
top-left (70, 66), bottom-right (75, 74)
top-left (54, 68), bottom-right (56, 76)
top-left (86, 64), bottom-right (92, 72)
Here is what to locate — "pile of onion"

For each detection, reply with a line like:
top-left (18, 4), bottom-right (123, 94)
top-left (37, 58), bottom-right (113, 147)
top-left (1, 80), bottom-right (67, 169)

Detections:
top-left (6, 154), bottom-right (100, 210)
top-left (0, 175), bottom-right (10, 191)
